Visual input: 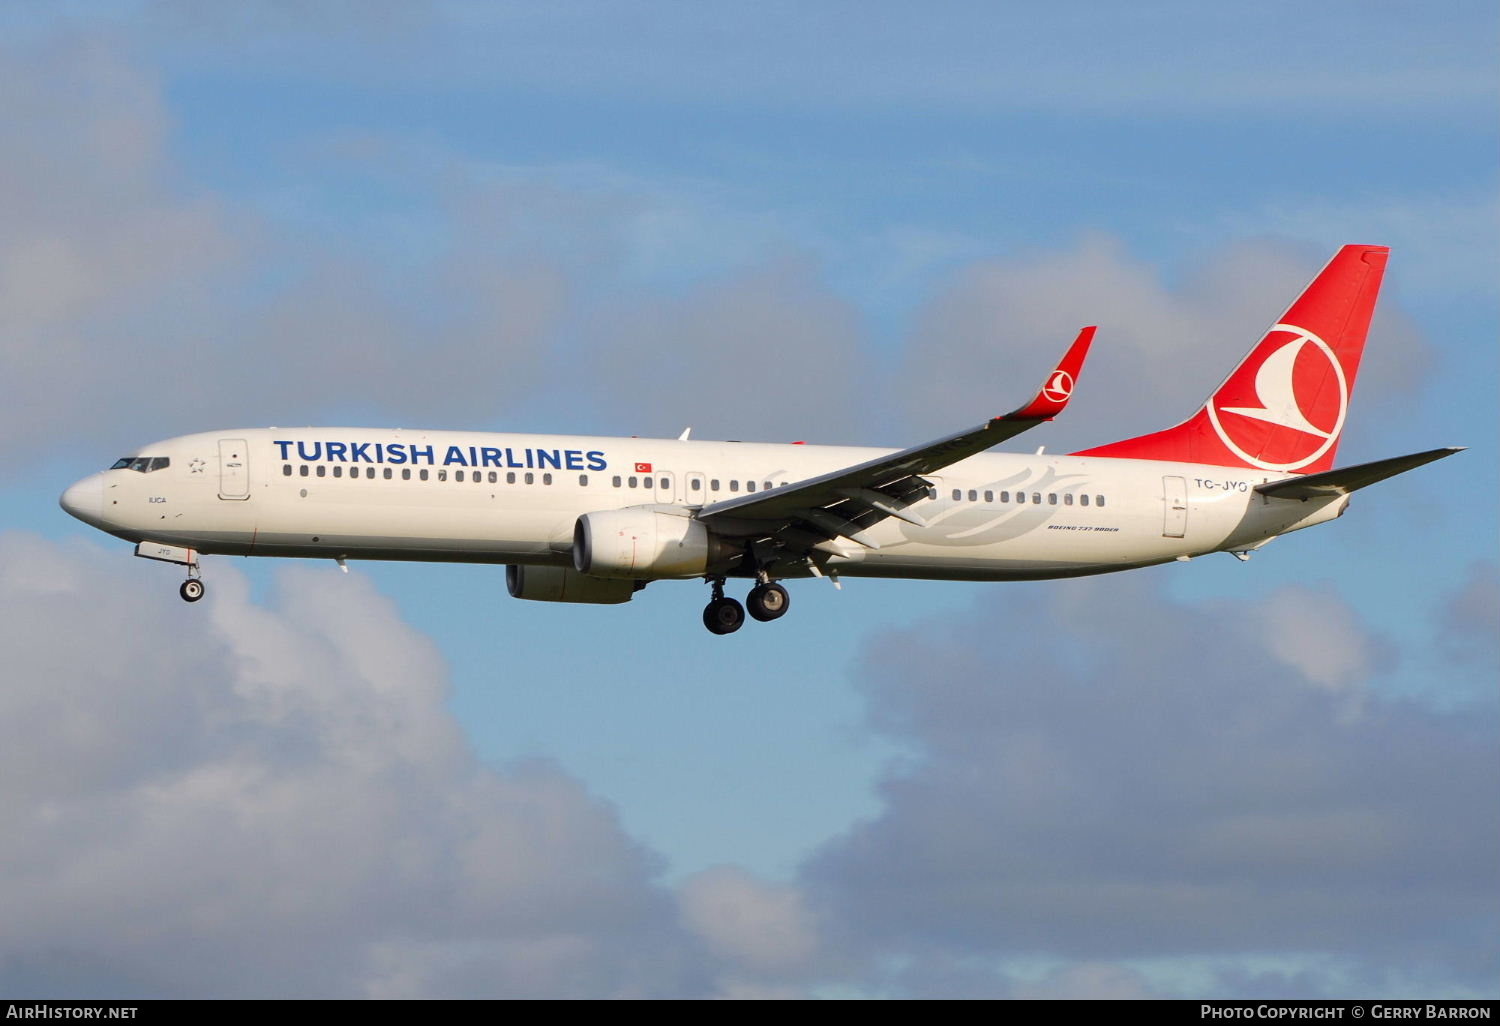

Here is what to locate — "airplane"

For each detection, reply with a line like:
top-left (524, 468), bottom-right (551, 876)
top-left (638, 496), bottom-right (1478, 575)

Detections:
top-left (60, 244), bottom-right (1462, 635)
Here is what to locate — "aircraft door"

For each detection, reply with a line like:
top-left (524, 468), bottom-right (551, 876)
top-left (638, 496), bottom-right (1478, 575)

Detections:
top-left (218, 438), bottom-right (250, 500)
top-left (685, 471), bottom-right (707, 507)
top-left (1162, 475), bottom-right (1187, 538)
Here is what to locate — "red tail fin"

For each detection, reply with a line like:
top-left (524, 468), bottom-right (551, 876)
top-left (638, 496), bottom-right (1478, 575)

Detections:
top-left (1073, 245), bottom-right (1388, 474)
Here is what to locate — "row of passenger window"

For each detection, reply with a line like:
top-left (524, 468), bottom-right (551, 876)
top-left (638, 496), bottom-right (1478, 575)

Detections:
top-left (284, 464), bottom-right (572, 485)
top-left (683, 478), bottom-right (787, 493)
top-left (282, 463), bottom-right (798, 496)
top-left (952, 487), bottom-right (1106, 508)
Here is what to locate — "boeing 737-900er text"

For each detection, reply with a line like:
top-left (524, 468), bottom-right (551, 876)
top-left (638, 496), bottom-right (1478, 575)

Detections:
top-left (61, 245), bottom-right (1462, 634)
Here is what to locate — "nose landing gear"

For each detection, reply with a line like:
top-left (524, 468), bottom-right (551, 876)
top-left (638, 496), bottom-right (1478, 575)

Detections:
top-left (178, 562), bottom-right (206, 603)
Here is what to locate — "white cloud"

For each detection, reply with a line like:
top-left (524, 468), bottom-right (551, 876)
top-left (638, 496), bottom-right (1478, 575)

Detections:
top-left (678, 865), bottom-right (821, 980)
top-left (0, 35), bottom-right (876, 473)
top-left (0, 532), bottom-right (706, 997)
top-left (1255, 584), bottom-right (1385, 703)
top-left (0, 38), bottom-right (240, 459)
top-left (803, 572), bottom-right (1499, 997)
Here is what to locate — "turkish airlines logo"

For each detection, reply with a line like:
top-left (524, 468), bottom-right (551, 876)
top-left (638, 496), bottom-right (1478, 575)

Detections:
top-left (1041, 370), bottom-right (1074, 403)
top-left (1205, 323), bottom-right (1348, 472)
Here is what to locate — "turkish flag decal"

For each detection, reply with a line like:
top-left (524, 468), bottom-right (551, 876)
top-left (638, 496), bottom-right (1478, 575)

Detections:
top-left (635, 462), bottom-right (653, 473)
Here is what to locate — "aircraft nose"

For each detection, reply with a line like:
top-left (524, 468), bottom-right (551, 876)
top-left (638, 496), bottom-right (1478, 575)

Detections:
top-left (60, 475), bottom-right (105, 527)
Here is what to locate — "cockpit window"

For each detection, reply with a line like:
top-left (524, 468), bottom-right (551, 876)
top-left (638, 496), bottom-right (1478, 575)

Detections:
top-left (109, 456), bottom-right (170, 473)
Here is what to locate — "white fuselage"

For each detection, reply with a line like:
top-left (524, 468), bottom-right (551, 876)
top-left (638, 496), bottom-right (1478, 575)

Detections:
top-left (62, 427), bottom-right (1346, 582)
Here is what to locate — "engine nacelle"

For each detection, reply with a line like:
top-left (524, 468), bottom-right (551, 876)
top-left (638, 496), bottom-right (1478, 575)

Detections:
top-left (505, 564), bottom-right (639, 604)
top-left (574, 508), bottom-right (715, 579)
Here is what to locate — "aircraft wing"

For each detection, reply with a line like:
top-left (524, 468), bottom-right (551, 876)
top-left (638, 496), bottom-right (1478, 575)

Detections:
top-left (697, 327), bottom-right (1095, 557)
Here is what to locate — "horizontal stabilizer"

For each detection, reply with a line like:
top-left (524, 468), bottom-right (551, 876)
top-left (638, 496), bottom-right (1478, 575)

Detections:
top-left (1255, 447), bottom-right (1464, 500)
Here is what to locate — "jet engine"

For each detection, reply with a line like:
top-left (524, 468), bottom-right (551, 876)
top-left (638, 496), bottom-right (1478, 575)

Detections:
top-left (505, 564), bottom-right (639, 604)
top-left (573, 508), bottom-right (722, 579)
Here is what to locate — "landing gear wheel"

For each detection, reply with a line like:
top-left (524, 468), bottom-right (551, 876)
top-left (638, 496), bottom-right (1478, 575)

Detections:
top-left (179, 579), bottom-right (205, 603)
top-left (703, 596), bottom-right (745, 635)
top-left (747, 582), bottom-right (790, 622)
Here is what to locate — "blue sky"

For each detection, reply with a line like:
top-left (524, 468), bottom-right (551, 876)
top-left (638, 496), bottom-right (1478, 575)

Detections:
top-left (1, 0), bottom-right (1495, 999)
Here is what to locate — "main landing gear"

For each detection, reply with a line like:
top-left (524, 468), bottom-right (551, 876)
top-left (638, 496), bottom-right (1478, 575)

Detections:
top-left (701, 577), bottom-right (791, 635)
top-left (747, 581), bottom-right (789, 622)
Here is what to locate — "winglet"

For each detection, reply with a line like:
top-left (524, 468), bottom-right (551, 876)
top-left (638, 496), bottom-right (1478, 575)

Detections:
top-left (1004, 326), bottom-right (1095, 421)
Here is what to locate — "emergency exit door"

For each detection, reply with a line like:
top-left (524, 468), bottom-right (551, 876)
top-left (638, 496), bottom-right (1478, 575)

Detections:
top-left (218, 438), bottom-right (250, 500)
top-left (1162, 475), bottom-right (1187, 538)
